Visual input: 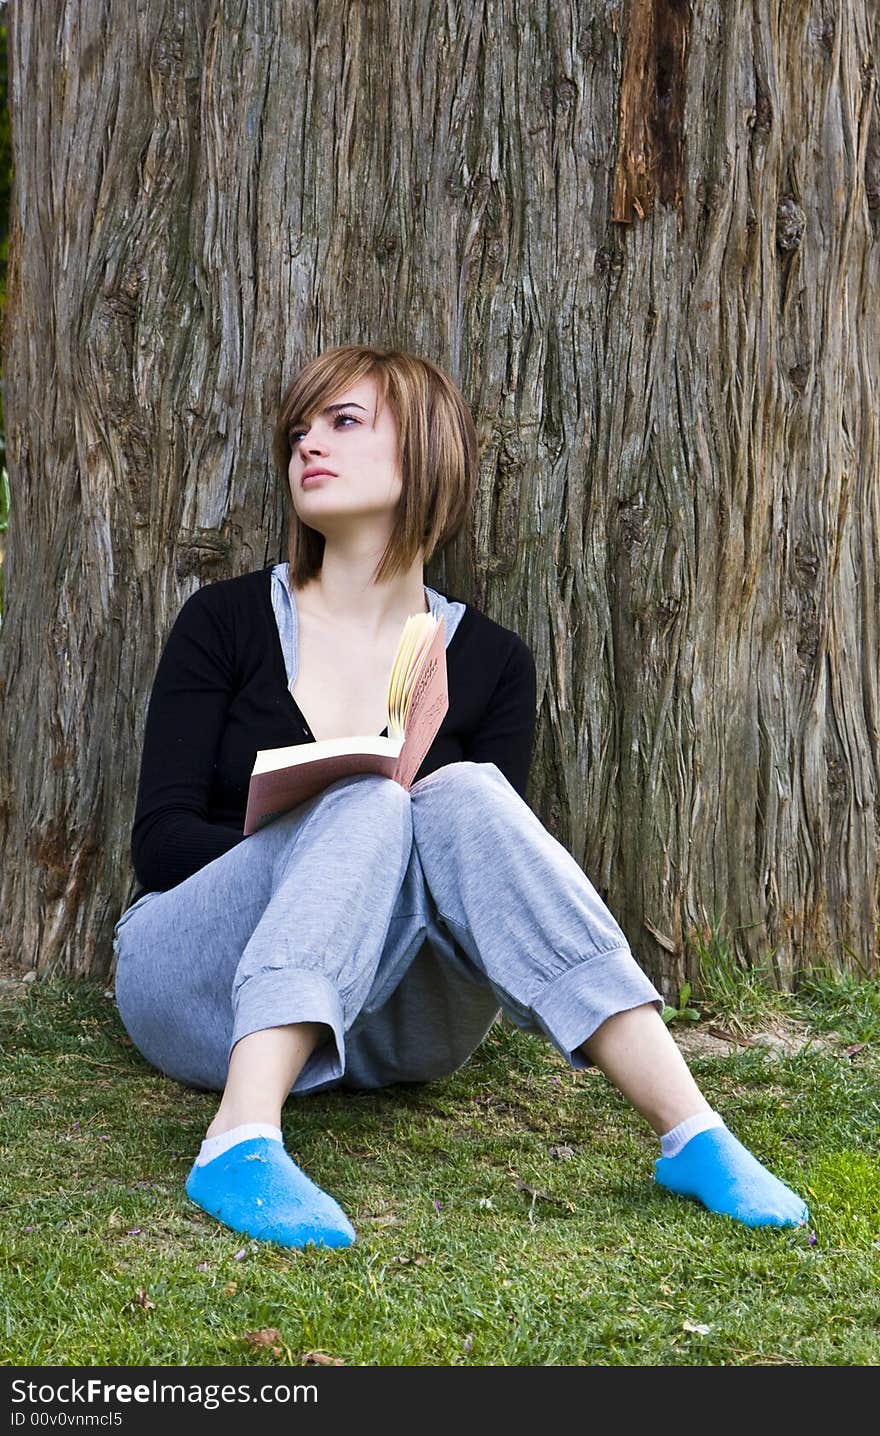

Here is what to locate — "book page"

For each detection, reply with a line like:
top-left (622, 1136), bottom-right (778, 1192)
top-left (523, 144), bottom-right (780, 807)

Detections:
top-left (400, 624), bottom-right (437, 720)
top-left (392, 618), bottom-right (448, 789)
top-left (252, 734), bottom-right (399, 775)
top-left (387, 613), bottom-right (438, 737)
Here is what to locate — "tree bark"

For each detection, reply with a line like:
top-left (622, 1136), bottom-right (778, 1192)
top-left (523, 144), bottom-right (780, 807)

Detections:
top-left (0, 1), bottom-right (877, 991)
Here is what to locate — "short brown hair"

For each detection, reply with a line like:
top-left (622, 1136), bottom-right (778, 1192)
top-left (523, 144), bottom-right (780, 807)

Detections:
top-left (272, 345), bottom-right (478, 586)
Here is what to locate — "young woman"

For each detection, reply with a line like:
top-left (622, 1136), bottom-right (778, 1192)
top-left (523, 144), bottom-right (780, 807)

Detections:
top-left (113, 344), bottom-right (808, 1250)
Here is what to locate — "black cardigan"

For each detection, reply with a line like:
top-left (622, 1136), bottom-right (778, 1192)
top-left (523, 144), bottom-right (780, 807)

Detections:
top-left (131, 566), bottom-right (537, 893)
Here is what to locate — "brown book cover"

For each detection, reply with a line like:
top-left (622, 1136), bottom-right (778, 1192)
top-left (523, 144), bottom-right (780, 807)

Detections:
top-left (243, 613), bottom-right (448, 836)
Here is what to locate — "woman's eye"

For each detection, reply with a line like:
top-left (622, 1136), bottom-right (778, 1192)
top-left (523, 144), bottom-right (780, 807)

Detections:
top-left (288, 414), bottom-right (357, 446)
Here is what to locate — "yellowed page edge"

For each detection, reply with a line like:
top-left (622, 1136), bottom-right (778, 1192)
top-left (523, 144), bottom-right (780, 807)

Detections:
top-left (388, 614), bottom-right (436, 735)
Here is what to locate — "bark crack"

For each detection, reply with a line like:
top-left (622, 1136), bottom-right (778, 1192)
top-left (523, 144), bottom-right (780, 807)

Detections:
top-left (612, 0), bottom-right (691, 224)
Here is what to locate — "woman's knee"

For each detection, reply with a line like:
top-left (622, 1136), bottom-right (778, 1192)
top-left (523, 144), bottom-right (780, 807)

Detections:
top-left (410, 762), bottom-right (525, 840)
top-left (296, 771), bottom-right (413, 834)
top-left (334, 771), bottom-right (413, 811)
top-left (412, 760), bottom-right (508, 801)
top-left (240, 778), bottom-right (410, 886)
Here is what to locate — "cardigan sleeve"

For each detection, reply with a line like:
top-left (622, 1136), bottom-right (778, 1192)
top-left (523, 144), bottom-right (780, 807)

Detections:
top-left (131, 586), bottom-right (246, 892)
top-left (462, 634), bottom-right (537, 800)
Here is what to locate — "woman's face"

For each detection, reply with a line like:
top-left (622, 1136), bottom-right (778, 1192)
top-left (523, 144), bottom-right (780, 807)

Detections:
top-left (287, 375), bottom-right (403, 533)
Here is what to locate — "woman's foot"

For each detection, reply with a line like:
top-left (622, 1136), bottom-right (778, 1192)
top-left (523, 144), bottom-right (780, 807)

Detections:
top-left (655, 1125), bottom-right (809, 1228)
top-left (185, 1132), bottom-right (355, 1250)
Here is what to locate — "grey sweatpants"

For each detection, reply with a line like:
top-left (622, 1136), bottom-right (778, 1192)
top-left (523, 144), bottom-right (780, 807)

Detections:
top-left (113, 761), bottom-right (662, 1094)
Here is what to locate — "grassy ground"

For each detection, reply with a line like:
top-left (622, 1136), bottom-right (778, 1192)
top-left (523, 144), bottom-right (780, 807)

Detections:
top-left (1, 965), bottom-right (878, 1367)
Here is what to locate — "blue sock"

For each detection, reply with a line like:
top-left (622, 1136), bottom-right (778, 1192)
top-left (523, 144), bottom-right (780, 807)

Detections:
top-left (654, 1125), bottom-right (809, 1228)
top-left (185, 1136), bottom-right (356, 1250)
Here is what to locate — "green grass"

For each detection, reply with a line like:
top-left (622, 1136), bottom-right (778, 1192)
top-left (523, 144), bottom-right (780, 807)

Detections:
top-left (686, 921), bottom-right (799, 1032)
top-left (1, 975), bottom-right (878, 1367)
top-left (797, 969), bottom-right (880, 1046)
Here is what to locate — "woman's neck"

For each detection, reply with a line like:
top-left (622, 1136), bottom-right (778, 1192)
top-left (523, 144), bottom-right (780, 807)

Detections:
top-left (293, 551), bottom-right (428, 640)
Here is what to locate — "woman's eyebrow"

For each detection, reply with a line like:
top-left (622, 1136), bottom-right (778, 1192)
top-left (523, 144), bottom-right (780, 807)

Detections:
top-left (288, 402), bottom-right (368, 431)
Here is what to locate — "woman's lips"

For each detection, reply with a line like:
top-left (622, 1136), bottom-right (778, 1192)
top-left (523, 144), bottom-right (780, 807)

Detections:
top-left (301, 472), bottom-right (334, 488)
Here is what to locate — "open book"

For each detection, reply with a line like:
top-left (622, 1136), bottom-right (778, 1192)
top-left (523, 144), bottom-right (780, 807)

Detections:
top-left (243, 611), bottom-right (448, 835)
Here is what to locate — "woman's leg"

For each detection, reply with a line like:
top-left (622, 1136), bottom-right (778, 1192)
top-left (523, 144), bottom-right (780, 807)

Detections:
top-left (205, 1022), bottom-right (326, 1136)
top-left (114, 773), bottom-right (427, 1090)
top-left (581, 1006), bottom-right (808, 1226)
top-left (408, 762), bottom-right (664, 1063)
top-left (114, 772), bottom-right (432, 1248)
top-left (409, 761), bottom-right (809, 1229)
top-left (580, 1003), bottom-right (711, 1134)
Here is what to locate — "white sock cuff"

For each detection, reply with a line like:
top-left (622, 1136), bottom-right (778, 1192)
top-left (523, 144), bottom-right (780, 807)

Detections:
top-left (659, 1109), bottom-right (725, 1159)
top-left (195, 1122), bottom-right (283, 1167)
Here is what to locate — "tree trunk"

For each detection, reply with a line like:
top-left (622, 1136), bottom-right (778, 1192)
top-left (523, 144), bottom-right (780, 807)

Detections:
top-left (1, 1), bottom-right (877, 990)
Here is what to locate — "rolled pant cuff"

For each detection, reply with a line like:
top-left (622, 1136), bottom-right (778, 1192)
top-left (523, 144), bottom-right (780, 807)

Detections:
top-left (230, 966), bottom-right (346, 1091)
top-left (530, 946), bottom-right (664, 1067)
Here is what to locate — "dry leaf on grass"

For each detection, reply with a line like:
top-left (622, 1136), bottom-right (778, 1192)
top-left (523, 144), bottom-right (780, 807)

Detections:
top-left (243, 1328), bottom-right (285, 1358)
top-left (705, 1026), bottom-right (753, 1047)
top-left (512, 1176), bottom-right (576, 1225)
top-left (130, 1288), bottom-right (155, 1311)
top-left (301, 1351), bottom-right (345, 1366)
top-left (513, 1178), bottom-right (553, 1202)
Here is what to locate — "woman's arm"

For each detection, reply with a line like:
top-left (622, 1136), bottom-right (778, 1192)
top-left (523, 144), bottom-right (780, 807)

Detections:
top-left (131, 585), bottom-right (246, 891)
top-left (462, 635), bottom-right (537, 800)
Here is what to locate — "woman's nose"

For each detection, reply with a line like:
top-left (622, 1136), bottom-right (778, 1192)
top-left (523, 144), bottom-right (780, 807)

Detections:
top-left (300, 429), bottom-right (329, 454)
top-left (292, 436), bottom-right (318, 461)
